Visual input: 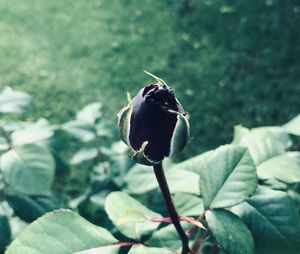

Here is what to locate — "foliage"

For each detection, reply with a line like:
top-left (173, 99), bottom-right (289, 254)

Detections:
top-left (0, 87), bottom-right (300, 254)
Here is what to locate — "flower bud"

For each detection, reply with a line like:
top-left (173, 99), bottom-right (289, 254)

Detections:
top-left (118, 81), bottom-right (189, 165)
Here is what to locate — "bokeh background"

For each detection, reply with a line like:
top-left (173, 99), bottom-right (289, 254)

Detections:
top-left (1, 0), bottom-right (300, 158)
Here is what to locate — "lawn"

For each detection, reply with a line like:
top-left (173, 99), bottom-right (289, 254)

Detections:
top-left (1, 0), bottom-right (299, 158)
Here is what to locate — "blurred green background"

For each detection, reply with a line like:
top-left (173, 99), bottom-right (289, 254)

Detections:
top-left (1, 0), bottom-right (299, 158)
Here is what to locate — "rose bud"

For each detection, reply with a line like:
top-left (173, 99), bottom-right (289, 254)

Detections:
top-left (118, 77), bottom-right (189, 165)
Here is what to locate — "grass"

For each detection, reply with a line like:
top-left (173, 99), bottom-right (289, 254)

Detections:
top-left (0, 0), bottom-right (299, 159)
top-left (0, 0), bottom-right (174, 118)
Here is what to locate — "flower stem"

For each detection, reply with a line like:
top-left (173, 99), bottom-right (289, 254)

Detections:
top-left (153, 162), bottom-right (190, 254)
top-left (118, 242), bottom-right (137, 247)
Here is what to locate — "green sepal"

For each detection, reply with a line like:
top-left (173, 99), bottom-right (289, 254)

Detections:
top-left (169, 112), bottom-right (190, 156)
top-left (117, 92), bottom-right (132, 146)
top-left (127, 141), bottom-right (157, 166)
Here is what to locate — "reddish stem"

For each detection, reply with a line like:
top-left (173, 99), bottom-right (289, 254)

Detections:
top-left (150, 216), bottom-right (203, 227)
top-left (149, 217), bottom-right (172, 223)
top-left (118, 242), bottom-right (137, 247)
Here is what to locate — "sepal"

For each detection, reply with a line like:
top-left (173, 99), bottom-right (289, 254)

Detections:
top-left (127, 141), bottom-right (158, 166)
top-left (169, 111), bottom-right (190, 156)
top-left (117, 93), bottom-right (132, 146)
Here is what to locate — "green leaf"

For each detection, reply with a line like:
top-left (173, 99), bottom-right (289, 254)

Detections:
top-left (0, 173), bottom-right (5, 191)
top-left (74, 245), bottom-right (120, 254)
top-left (125, 164), bottom-right (200, 195)
top-left (200, 145), bottom-right (257, 209)
top-left (257, 152), bottom-right (300, 183)
top-left (0, 215), bottom-right (11, 252)
top-left (170, 150), bottom-right (213, 174)
top-left (90, 162), bottom-right (112, 190)
top-left (5, 190), bottom-right (59, 222)
top-left (252, 127), bottom-right (292, 149)
top-left (164, 169), bottom-right (199, 195)
top-left (0, 136), bottom-right (9, 151)
top-left (116, 210), bottom-right (147, 225)
top-left (288, 189), bottom-right (300, 206)
top-left (145, 222), bottom-right (190, 250)
top-left (0, 144), bottom-right (55, 196)
top-left (283, 114), bottom-right (300, 136)
top-left (11, 119), bottom-right (54, 146)
top-left (235, 128), bottom-right (286, 165)
top-left (233, 125), bottom-right (292, 149)
top-left (70, 147), bottom-right (98, 165)
top-left (6, 210), bottom-right (119, 254)
top-left (0, 201), bottom-right (13, 216)
top-left (0, 119), bottom-right (25, 132)
top-left (9, 216), bottom-right (28, 239)
top-left (206, 209), bottom-right (254, 254)
top-left (128, 245), bottom-right (175, 254)
top-left (232, 125), bottom-right (250, 145)
top-left (105, 191), bottom-right (161, 239)
top-left (231, 186), bottom-right (300, 250)
top-left (106, 154), bottom-right (134, 188)
top-left (0, 87), bottom-right (31, 114)
top-left (76, 102), bottom-right (102, 124)
top-left (173, 193), bottom-right (203, 217)
top-left (62, 120), bottom-right (96, 142)
top-left (263, 178), bottom-right (287, 191)
top-left (95, 121), bottom-right (111, 137)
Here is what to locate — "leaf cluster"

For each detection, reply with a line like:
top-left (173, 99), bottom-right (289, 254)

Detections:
top-left (1, 87), bottom-right (300, 254)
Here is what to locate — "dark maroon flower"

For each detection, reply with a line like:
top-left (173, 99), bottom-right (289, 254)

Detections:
top-left (118, 82), bottom-right (189, 165)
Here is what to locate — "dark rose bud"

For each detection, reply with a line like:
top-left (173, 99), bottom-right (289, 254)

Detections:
top-left (118, 79), bottom-right (189, 165)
